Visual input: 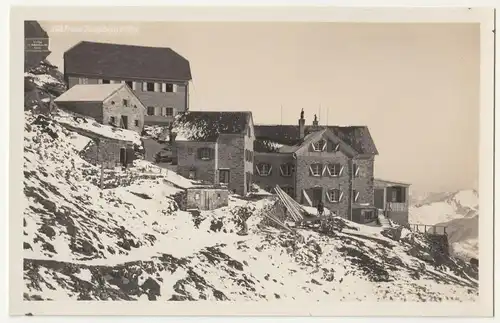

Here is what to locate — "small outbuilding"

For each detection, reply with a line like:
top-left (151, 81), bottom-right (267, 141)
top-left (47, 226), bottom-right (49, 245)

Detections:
top-left (185, 186), bottom-right (229, 211)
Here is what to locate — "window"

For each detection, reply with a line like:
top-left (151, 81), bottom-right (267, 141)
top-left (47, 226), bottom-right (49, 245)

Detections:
top-left (189, 169), bottom-right (196, 180)
top-left (147, 106), bottom-right (155, 116)
top-left (219, 169), bottom-right (230, 185)
top-left (353, 163), bottom-right (360, 177)
top-left (166, 107), bottom-right (174, 117)
top-left (110, 116), bottom-right (116, 125)
top-left (78, 78), bottom-right (88, 84)
top-left (125, 81), bottom-right (133, 89)
top-left (309, 163), bottom-right (323, 177)
top-left (352, 189), bottom-right (360, 202)
top-left (198, 148), bottom-right (212, 160)
top-left (312, 139), bottom-right (327, 152)
top-left (164, 83), bottom-right (174, 92)
top-left (123, 99), bottom-right (129, 107)
top-left (363, 210), bottom-right (376, 221)
top-left (256, 163), bottom-right (272, 176)
top-left (280, 163), bottom-right (294, 177)
top-left (327, 189), bottom-right (343, 203)
top-left (389, 187), bottom-right (406, 203)
top-left (327, 163), bottom-right (343, 177)
top-left (147, 82), bottom-right (155, 92)
top-left (102, 79), bottom-right (110, 84)
top-left (134, 120), bottom-right (139, 127)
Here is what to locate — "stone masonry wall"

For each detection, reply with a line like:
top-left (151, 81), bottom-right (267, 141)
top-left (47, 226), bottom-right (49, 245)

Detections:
top-left (295, 153), bottom-right (351, 218)
top-left (176, 141), bottom-right (217, 185)
top-left (352, 156), bottom-right (375, 206)
top-left (217, 134), bottom-right (246, 196)
top-left (102, 86), bottom-right (145, 134)
top-left (253, 152), bottom-right (295, 193)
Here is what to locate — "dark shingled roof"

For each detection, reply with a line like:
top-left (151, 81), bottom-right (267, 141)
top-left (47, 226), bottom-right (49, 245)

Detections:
top-left (64, 41), bottom-right (192, 81)
top-left (254, 125), bottom-right (378, 155)
top-left (173, 111), bottom-right (252, 142)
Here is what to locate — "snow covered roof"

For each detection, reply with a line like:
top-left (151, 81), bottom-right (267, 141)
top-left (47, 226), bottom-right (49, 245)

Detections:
top-left (54, 84), bottom-right (124, 103)
top-left (253, 125), bottom-right (378, 155)
top-left (172, 111), bottom-right (252, 142)
top-left (54, 110), bottom-right (142, 146)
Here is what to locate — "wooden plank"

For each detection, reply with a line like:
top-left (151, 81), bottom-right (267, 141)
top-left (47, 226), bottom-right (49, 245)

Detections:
top-left (274, 186), bottom-right (303, 222)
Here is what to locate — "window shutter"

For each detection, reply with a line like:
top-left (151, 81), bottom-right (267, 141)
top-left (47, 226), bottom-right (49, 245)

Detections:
top-left (322, 140), bottom-right (327, 151)
top-left (154, 83), bottom-right (160, 92)
top-left (132, 82), bottom-right (137, 91)
top-left (339, 191), bottom-right (344, 201)
top-left (355, 191), bottom-right (360, 202)
top-left (339, 165), bottom-right (344, 176)
top-left (401, 187), bottom-right (407, 203)
top-left (161, 83), bottom-right (166, 92)
top-left (121, 80), bottom-right (125, 84)
top-left (142, 82), bottom-right (147, 91)
top-left (209, 148), bottom-right (215, 159)
top-left (334, 143), bottom-right (340, 151)
top-left (309, 165), bottom-right (314, 176)
top-left (255, 164), bottom-right (261, 175)
top-left (355, 166), bottom-right (360, 177)
top-left (268, 165), bottom-right (273, 175)
top-left (98, 79), bottom-right (103, 84)
top-left (322, 165), bottom-right (327, 176)
top-left (197, 148), bottom-right (202, 159)
top-left (173, 84), bottom-right (178, 92)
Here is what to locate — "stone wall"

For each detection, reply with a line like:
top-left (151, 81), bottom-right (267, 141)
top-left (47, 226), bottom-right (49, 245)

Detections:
top-left (253, 152), bottom-right (295, 193)
top-left (102, 86), bottom-right (145, 134)
top-left (81, 137), bottom-right (136, 167)
top-left (295, 152), bottom-right (351, 218)
top-left (176, 141), bottom-right (217, 185)
top-left (217, 134), bottom-right (246, 195)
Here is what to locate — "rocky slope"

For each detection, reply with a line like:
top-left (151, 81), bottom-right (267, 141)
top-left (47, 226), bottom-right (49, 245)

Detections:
top-left (22, 111), bottom-right (479, 304)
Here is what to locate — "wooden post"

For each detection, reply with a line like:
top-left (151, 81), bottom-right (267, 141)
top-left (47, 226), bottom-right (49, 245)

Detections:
top-left (100, 163), bottom-right (104, 189)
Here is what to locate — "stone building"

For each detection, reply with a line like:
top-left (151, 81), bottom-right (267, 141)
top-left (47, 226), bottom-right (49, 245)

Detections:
top-left (171, 111), bottom-right (255, 196)
top-left (253, 110), bottom-right (381, 224)
top-left (62, 41), bottom-right (192, 126)
top-left (54, 83), bottom-right (146, 134)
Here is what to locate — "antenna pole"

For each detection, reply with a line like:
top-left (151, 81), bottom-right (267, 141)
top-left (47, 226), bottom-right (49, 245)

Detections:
top-left (281, 105), bottom-right (283, 125)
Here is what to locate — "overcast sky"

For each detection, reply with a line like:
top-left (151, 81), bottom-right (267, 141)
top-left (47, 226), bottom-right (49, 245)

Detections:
top-left (40, 21), bottom-right (479, 194)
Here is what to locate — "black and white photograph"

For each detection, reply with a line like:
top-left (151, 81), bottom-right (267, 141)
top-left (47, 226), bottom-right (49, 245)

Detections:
top-left (8, 6), bottom-right (495, 317)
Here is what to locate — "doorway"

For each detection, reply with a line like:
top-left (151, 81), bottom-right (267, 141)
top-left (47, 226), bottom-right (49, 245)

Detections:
top-left (119, 148), bottom-right (126, 166)
top-left (121, 115), bottom-right (128, 129)
top-left (312, 187), bottom-right (323, 207)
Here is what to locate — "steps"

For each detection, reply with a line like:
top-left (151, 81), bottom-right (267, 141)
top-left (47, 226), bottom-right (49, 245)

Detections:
top-left (377, 210), bottom-right (392, 228)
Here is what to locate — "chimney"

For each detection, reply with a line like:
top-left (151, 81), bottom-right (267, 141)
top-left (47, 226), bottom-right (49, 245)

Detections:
top-left (299, 109), bottom-right (305, 139)
top-left (312, 114), bottom-right (319, 127)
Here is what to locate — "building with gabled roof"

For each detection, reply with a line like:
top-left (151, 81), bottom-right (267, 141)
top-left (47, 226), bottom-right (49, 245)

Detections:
top-left (63, 41), bottom-right (192, 126)
top-left (172, 109), bottom-right (408, 225)
top-left (54, 83), bottom-right (146, 134)
top-left (172, 111), bottom-right (255, 196)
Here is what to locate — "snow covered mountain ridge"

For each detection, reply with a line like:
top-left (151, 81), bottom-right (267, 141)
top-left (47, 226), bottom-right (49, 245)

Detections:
top-left (409, 190), bottom-right (478, 260)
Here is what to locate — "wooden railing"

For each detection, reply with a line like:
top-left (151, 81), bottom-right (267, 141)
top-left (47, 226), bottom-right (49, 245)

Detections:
top-left (407, 223), bottom-right (447, 236)
top-left (386, 202), bottom-right (408, 212)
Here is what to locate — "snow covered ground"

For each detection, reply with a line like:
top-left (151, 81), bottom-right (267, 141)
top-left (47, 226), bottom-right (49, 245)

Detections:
top-left (22, 111), bottom-right (479, 302)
